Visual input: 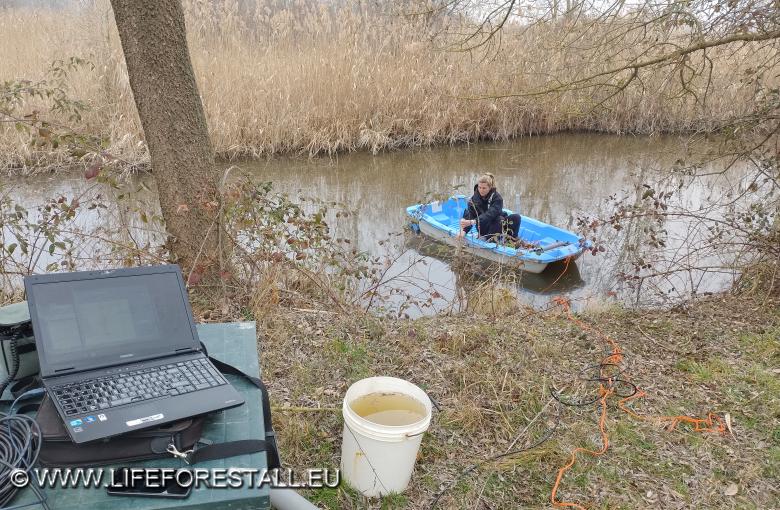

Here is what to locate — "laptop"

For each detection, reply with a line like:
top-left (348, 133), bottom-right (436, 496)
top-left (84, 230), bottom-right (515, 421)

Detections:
top-left (24, 264), bottom-right (245, 443)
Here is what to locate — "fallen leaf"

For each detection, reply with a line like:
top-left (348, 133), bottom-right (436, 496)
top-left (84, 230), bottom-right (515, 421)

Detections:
top-left (725, 413), bottom-right (734, 436)
top-left (724, 483), bottom-right (738, 496)
top-left (84, 161), bottom-right (102, 180)
top-left (176, 203), bottom-right (189, 214)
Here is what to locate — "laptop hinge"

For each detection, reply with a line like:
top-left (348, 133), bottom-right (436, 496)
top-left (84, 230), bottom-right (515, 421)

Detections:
top-left (47, 349), bottom-right (199, 378)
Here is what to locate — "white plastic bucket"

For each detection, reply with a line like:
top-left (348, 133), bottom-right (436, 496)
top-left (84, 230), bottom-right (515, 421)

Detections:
top-left (340, 376), bottom-right (432, 497)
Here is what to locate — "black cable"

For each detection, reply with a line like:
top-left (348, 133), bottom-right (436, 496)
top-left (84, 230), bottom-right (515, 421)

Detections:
top-left (0, 333), bottom-right (20, 399)
top-left (0, 411), bottom-right (49, 510)
top-left (429, 401), bottom-right (562, 509)
top-left (551, 354), bottom-right (638, 407)
top-left (429, 352), bottom-right (639, 509)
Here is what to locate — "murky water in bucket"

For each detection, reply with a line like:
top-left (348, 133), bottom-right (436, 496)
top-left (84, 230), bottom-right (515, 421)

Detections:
top-left (350, 392), bottom-right (426, 426)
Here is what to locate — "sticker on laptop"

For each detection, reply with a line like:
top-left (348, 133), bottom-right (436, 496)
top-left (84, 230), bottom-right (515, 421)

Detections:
top-left (97, 414), bottom-right (107, 422)
top-left (126, 413), bottom-right (164, 427)
top-left (84, 416), bottom-right (96, 424)
top-left (69, 419), bottom-right (83, 427)
top-left (73, 426), bottom-right (83, 433)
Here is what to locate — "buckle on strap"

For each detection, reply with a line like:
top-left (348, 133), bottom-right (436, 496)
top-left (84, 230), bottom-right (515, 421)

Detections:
top-left (166, 443), bottom-right (194, 464)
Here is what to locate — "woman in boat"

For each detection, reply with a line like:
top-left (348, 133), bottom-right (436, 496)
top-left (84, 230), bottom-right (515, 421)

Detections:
top-left (457, 173), bottom-right (521, 241)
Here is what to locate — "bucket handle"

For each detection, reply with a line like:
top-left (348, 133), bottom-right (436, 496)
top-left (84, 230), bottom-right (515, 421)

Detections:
top-left (405, 431), bottom-right (425, 438)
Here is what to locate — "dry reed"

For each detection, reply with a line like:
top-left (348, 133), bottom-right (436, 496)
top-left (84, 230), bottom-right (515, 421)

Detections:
top-left (0, 0), bottom-right (768, 172)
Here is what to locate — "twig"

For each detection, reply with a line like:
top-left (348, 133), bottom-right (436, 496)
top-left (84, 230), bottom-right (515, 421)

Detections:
top-left (272, 406), bottom-right (340, 413)
top-left (635, 324), bottom-right (676, 353)
top-left (462, 29), bottom-right (780, 100)
top-left (505, 396), bottom-right (554, 452)
top-left (291, 307), bottom-right (338, 315)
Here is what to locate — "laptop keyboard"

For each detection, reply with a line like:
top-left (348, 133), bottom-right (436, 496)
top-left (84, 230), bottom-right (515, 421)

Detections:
top-left (51, 358), bottom-right (226, 416)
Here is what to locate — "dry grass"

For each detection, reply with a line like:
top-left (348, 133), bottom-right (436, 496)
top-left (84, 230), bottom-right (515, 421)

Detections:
top-left (257, 292), bottom-right (780, 509)
top-left (0, 0), bottom-right (769, 172)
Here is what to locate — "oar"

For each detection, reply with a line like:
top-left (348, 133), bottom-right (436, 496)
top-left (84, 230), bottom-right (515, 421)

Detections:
top-left (454, 195), bottom-right (466, 241)
top-left (541, 241), bottom-right (570, 252)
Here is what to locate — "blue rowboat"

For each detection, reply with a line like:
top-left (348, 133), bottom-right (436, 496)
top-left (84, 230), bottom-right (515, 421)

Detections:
top-left (406, 195), bottom-right (591, 274)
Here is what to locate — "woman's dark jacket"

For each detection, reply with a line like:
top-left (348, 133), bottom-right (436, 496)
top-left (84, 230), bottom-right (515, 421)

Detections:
top-left (462, 185), bottom-right (504, 237)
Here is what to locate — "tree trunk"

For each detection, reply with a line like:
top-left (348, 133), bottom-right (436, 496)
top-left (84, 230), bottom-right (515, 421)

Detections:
top-left (110, 0), bottom-right (225, 289)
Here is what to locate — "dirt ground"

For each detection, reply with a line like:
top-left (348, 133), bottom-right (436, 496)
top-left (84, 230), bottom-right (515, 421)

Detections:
top-left (257, 291), bottom-right (779, 509)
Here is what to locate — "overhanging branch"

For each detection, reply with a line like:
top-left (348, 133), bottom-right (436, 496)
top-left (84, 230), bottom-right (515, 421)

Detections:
top-left (462, 29), bottom-right (780, 100)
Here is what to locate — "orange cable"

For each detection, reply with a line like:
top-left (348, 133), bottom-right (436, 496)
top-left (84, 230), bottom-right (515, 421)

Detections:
top-left (550, 385), bottom-right (613, 509)
top-left (541, 256), bottom-right (573, 294)
top-left (548, 296), bottom-right (726, 509)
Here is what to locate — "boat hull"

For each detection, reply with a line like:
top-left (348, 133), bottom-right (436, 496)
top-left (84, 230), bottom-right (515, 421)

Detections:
top-left (406, 196), bottom-right (590, 274)
top-left (416, 219), bottom-right (550, 273)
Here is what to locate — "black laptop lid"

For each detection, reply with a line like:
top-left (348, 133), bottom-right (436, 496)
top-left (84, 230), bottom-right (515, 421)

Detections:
top-left (25, 265), bottom-right (200, 378)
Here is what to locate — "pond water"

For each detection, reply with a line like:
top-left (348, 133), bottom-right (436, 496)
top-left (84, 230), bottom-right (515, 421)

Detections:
top-left (236, 133), bottom-right (747, 314)
top-left (3, 133), bottom-right (745, 315)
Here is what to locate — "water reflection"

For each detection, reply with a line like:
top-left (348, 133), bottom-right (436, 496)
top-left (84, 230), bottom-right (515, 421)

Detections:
top-left (1, 174), bottom-right (164, 293)
top-left (406, 234), bottom-right (585, 294)
top-left (240, 133), bottom-right (742, 311)
top-left (3, 133), bottom-right (747, 314)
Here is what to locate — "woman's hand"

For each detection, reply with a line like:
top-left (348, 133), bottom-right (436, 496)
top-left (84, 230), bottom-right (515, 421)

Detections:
top-left (459, 218), bottom-right (475, 229)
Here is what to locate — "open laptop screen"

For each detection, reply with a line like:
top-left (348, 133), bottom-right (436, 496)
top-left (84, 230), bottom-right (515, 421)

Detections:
top-left (27, 267), bottom-right (199, 377)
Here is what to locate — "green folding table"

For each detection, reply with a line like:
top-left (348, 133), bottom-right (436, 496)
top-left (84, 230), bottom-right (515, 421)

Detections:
top-left (7, 321), bottom-right (270, 510)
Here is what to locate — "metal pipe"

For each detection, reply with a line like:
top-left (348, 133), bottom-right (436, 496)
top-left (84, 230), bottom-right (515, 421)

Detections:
top-left (270, 487), bottom-right (320, 510)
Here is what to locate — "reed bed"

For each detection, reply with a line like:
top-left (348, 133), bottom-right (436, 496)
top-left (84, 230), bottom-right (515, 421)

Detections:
top-left (0, 0), bottom-right (769, 172)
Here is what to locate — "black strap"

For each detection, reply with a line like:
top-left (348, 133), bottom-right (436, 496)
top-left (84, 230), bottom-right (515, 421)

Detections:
top-left (188, 439), bottom-right (267, 465)
top-left (3, 344), bottom-right (282, 469)
top-left (0, 375), bottom-right (42, 403)
top-left (208, 356), bottom-right (263, 388)
top-left (198, 340), bottom-right (280, 469)
top-left (206, 355), bottom-right (281, 469)
top-left (10, 375), bottom-right (40, 398)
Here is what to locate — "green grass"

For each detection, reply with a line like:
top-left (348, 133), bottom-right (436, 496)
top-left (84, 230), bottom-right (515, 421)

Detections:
top-left (738, 328), bottom-right (780, 362)
top-left (745, 363), bottom-right (780, 391)
top-left (571, 470), bottom-right (590, 488)
top-left (239, 306), bottom-right (255, 321)
top-left (591, 463), bottom-right (622, 483)
top-left (595, 501), bottom-right (633, 510)
top-left (380, 492), bottom-right (408, 509)
top-left (612, 421), bottom-right (657, 452)
top-left (765, 446), bottom-right (780, 478)
top-left (675, 357), bottom-right (734, 382)
top-left (673, 477), bottom-right (690, 497)
top-left (264, 292), bottom-right (780, 509)
top-left (308, 487), bottom-right (342, 508)
top-left (327, 337), bottom-right (370, 380)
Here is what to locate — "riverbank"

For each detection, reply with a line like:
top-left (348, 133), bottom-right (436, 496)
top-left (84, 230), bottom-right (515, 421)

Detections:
top-left (0, 1), bottom-right (764, 174)
top-left (249, 290), bottom-right (779, 509)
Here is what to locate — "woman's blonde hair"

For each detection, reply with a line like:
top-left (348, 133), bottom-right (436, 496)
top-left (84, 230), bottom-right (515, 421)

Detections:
top-left (477, 173), bottom-right (496, 189)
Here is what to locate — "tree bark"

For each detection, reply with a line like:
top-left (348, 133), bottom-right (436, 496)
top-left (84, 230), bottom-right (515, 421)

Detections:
top-left (110, 0), bottom-right (225, 289)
